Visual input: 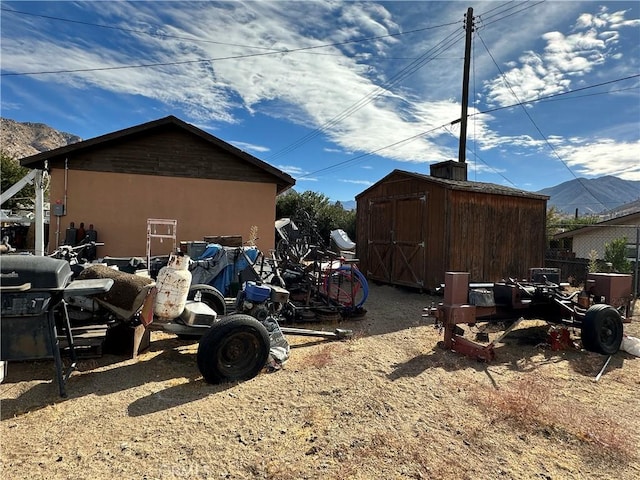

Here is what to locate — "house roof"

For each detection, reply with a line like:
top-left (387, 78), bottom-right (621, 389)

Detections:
top-left (355, 169), bottom-right (549, 201)
top-left (553, 210), bottom-right (640, 240)
top-left (19, 115), bottom-right (295, 193)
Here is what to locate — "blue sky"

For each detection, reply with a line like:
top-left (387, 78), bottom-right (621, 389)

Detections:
top-left (1, 1), bottom-right (639, 205)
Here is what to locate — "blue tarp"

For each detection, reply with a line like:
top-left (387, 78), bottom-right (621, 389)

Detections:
top-left (189, 244), bottom-right (259, 296)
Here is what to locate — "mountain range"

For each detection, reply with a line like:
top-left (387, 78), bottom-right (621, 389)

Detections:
top-left (0, 117), bottom-right (81, 159)
top-left (537, 176), bottom-right (640, 216)
top-left (2, 117), bottom-right (639, 215)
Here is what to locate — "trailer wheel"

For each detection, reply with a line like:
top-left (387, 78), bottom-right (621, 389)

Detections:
top-left (581, 304), bottom-right (623, 355)
top-left (197, 314), bottom-right (270, 384)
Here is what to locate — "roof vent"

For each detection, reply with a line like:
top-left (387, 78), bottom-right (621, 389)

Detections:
top-left (430, 160), bottom-right (467, 181)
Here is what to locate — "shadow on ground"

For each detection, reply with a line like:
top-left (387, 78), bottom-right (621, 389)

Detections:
top-left (386, 323), bottom-right (634, 384)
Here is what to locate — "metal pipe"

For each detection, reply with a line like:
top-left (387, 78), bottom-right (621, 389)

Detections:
top-left (635, 226), bottom-right (639, 297)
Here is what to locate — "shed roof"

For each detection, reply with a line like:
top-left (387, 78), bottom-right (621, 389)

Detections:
top-left (19, 115), bottom-right (295, 194)
top-left (355, 169), bottom-right (549, 201)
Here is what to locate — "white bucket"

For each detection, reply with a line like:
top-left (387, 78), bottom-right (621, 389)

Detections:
top-left (154, 252), bottom-right (192, 320)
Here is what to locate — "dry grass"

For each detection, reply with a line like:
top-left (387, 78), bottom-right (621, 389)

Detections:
top-left (473, 374), bottom-right (635, 462)
top-left (1, 286), bottom-right (639, 480)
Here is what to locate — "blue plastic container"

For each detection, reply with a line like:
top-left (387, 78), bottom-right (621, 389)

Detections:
top-left (244, 281), bottom-right (271, 302)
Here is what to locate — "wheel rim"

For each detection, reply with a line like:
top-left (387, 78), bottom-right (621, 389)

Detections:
top-left (216, 330), bottom-right (262, 378)
top-left (598, 314), bottom-right (619, 349)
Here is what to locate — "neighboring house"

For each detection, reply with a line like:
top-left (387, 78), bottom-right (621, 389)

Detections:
top-left (553, 211), bottom-right (640, 261)
top-left (20, 116), bottom-right (295, 257)
top-left (355, 161), bottom-right (549, 291)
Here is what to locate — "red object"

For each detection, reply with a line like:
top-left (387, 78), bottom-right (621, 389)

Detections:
top-left (450, 334), bottom-right (495, 362)
top-left (548, 327), bottom-right (571, 351)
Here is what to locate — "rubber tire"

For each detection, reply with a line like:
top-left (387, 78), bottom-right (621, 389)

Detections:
top-left (581, 304), bottom-right (623, 355)
top-left (197, 314), bottom-right (270, 384)
top-left (176, 285), bottom-right (227, 340)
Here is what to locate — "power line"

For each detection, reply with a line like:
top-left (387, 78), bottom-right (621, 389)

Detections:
top-left (302, 123), bottom-right (452, 178)
top-left (267, 27), bottom-right (466, 162)
top-left (270, 2), bottom-right (551, 163)
top-left (476, 31), bottom-right (610, 210)
top-left (1, 6), bottom-right (460, 76)
top-left (297, 74), bottom-right (637, 181)
top-left (477, 1), bottom-right (517, 18)
top-left (2, 6), bottom-right (457, 51)
top-left (476, 0), bottom-right (546, 29)
top-left (471, 74), bottom-right (640, 117)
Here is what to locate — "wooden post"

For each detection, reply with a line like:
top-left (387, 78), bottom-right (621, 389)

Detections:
top-left (458, 7), bottom-right (474, 164)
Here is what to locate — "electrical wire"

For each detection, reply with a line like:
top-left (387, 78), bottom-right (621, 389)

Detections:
top-left (477, 1), bottom-right (547, 29)
top-left (476, 30), bottom-right (611, 210)
top-left (477, 1), bottom-right (517, 18)
top-left (298, 74), bottom-right (637, 181)
top-left (271, 2), bottom-right (551, 164)
top-left (267, 27), bottom-right (466, 162)
top-left (1, 6), bottom-right (458, 52)
top-left (301, 123), bottom-right (452, 178)
top-left (0, 6), bottom-right (460, 76)
top-left (471, 74), bottom-right (640, 117)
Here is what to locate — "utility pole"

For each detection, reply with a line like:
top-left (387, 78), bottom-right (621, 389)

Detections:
top-left (458, 7), bottom-right (474, 163)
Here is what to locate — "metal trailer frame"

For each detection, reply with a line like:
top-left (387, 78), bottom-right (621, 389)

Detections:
top-left (425, 271), bottom-right (630, 362)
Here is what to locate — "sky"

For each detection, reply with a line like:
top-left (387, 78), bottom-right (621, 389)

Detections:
top-left (1, 1), bottom-right (639, 207)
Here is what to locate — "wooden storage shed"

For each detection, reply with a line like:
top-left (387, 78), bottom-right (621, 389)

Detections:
top-left (355, 162), bottom-right (549, 291)
top-left (20, 116), bottom-right (295, 257)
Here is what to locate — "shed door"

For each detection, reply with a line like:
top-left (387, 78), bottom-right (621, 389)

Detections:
top-left (367, 194), bottom-right (426, 288)
top-left (367, 198), bottom-right (393, 282)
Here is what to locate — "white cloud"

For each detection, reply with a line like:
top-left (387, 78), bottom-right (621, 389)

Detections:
top-left (276, 164), bottom-right (318, 182)
top-left (339, 179), bottom-right (373, 186)
top-left (483, 7), bottom-right (636, 107)
top-left (1, 0), bottom-right (637, 186)
top-left (230, 141), bottom-right (270, 153)
top-left (554, 138), bottom-right (640, 181)
top-left (277, 165), bottom-right (306, 176)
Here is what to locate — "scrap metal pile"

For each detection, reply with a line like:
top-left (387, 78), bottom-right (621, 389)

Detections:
top-left (425, 269), bottom-right (633, 362)
top-left (270, 211), bottom-right (368, 323)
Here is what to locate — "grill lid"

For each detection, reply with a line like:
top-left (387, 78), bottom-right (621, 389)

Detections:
top-left (0, 255), bottom-right (73, 291)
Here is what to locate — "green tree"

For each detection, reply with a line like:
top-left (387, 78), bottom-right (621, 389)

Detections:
top-left (276, 190), bottom-right (356, 244)
top-left (604, 237), bottom-right (632, 273)
top-left (0, 151), bottom-right (35, 211)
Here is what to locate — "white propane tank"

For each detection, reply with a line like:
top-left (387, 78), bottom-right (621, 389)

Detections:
top-left (154, 252), bottom-right (192, 320)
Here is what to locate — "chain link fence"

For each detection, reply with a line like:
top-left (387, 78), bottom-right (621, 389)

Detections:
top-left (547, 223), bottom-right (639, 296)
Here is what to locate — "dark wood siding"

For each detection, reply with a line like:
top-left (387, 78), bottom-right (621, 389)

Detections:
top-left (58, 127), bottom-right (276, 184)
top-left (447, 190), bottom-right (547, 282)
top-left (356, 170), bottom-right (547, 291)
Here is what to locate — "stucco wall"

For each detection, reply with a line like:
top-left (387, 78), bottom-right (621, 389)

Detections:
top-left (573, 222), bottom-right (639, 260)
top-left (48, 169), bottom-right (277, 257)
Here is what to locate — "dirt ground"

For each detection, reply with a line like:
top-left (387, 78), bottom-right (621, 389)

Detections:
top-left (1, 283), bottom-right (639, 480)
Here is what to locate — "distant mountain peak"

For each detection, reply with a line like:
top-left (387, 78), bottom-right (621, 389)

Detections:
top-left (537, 176), bottom-right (640, 215)
top-left (0, 117), bottom-right (82, 160)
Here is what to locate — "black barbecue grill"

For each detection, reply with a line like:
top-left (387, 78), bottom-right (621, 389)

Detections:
top-left (1, 255), bottom-right (112, 397)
